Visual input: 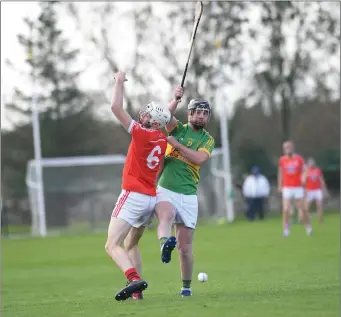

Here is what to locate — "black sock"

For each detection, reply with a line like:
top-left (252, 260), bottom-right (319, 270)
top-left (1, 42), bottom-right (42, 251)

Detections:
top-left (182, 280), bottom-right (191, 288)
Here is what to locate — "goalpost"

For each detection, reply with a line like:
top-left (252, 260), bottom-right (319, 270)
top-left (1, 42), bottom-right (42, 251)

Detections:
top-left (26, 155), bottom-right (126, 236)
top-left (210, 0), bottom-right (235, 223)
top-left (25, 149), bottom-right (234, 237)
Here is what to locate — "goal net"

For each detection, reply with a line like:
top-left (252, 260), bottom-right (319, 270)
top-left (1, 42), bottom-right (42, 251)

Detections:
top-left (26, 149), bottom-right (231, 236)
top-left (198, 148), bottom-right (228, 220)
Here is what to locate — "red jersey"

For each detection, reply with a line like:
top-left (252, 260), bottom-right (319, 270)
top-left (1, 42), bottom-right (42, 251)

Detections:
top-left (279, 154), bottom-right (305, 187)
top-left (305, 167), bottom-right (322, 190)
top-left (122, 120), bottom-right (167, 196)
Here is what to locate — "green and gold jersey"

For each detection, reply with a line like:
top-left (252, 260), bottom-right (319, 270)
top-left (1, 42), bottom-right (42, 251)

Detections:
top-left (158, 120), bottom-right (215, 195)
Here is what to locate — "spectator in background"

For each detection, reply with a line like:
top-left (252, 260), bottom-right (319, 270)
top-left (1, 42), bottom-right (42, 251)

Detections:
top-left (242, 166), bottom-right (270, 221)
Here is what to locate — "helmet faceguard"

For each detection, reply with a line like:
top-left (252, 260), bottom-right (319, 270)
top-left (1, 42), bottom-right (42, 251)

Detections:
top-left (138, 102), bottom-right (171, 130)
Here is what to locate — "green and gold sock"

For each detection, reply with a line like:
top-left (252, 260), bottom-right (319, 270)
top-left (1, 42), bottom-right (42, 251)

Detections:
top-left (182, 280), bottom-right (191, 288)
top-left (159, 237), bottom-right (168, 246)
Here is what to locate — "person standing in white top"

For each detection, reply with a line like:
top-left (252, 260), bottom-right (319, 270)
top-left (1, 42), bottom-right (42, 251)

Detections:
top-left (242, 166), bottom-right (271, 221)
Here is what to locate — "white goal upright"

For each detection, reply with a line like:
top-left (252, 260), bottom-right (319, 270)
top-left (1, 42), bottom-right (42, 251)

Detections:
top-left (199, 148), bottom-right (235, 222)
top-left (26, 155), bottom-right (126, 236)
top-left (26, 149), bottom-right (234, 237)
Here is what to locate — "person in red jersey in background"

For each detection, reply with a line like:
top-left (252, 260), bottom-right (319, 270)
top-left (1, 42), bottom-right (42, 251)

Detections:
top-left (278, 140), bottom-right (312, 237)
top-left (105, 71), bottom-right (184, 301)
top-left (303, 157), bottom-right (329, 223)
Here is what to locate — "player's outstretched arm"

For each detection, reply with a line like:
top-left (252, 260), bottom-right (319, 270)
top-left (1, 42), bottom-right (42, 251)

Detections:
top-left (166, 136), bottom-right (212, 166)
top-left (165, 87), bottom-right (184, 132)
top-left (111, 71), bottom-right (133, 131)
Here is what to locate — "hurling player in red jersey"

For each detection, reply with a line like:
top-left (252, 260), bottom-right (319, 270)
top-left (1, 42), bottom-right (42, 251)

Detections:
top-left (104, 71), bottom-right (183, 301)
top-left (278, 140), bottom-right (312, 237)
top-left (303, 157), bottom-right (329, 223)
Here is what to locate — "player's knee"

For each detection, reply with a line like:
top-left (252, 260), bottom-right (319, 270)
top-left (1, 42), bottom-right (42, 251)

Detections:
top-left (105, 240), bottom-right (111, 256)
top-left (163, 211), bottom-right (175, 223)
top-left (105, 237), bottom-right (119, 255)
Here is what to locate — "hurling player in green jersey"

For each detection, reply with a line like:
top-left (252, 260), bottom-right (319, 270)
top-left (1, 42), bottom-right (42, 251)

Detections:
top-left (155, 91), bottom-right (215, 297)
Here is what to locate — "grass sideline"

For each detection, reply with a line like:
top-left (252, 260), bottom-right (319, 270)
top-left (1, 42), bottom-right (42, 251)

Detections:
top-left (1, 214), bottom-right (340, 317)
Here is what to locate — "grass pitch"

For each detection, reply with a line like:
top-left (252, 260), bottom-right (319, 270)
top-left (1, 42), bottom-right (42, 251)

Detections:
top-left (1, 214), bottom-right (340, 317)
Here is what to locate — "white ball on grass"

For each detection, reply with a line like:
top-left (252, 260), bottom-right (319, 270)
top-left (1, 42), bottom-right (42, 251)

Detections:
top-left (198, 272), bottom-right (208, 282)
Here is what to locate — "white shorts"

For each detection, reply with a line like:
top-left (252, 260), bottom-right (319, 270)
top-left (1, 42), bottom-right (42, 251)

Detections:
top-left (282, 187), bottom-right (304, 200)
top-left (156, 186), bottom-right (198, 229)
top-left (306, 189), bottom-right (323, 202)
top-left (111, 190), bottom-right (156, 228)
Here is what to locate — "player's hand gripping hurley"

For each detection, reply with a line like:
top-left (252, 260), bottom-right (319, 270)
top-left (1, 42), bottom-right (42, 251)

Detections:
top-left (177, 1), bottom-right (204, 99)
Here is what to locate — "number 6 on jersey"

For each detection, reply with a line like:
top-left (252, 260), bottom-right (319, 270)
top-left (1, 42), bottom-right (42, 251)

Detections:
top-left (147, 146), bottom-right (162, 169)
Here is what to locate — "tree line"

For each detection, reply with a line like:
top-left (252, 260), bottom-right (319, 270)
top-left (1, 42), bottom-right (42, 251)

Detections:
top-left (2, 2), bottom-right (340, 213)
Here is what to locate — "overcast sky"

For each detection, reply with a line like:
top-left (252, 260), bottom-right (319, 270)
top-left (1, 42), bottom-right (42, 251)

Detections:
top-left (1, 2), bottom-right (339, 130)
top-left (1, 2), bottom-right (247, 130)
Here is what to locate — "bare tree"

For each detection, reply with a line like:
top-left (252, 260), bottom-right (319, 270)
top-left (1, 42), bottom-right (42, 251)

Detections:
top-left (68, 3), bottom-right (162, 116)
top-left (245, 1), bottom-right (340, 141)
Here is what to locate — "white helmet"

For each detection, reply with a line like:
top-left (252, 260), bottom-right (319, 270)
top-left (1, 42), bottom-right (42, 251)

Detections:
top-left (142, 101), bottom-right (171, 129)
